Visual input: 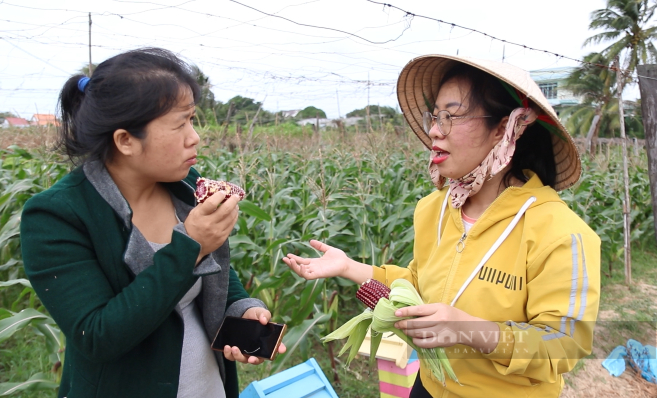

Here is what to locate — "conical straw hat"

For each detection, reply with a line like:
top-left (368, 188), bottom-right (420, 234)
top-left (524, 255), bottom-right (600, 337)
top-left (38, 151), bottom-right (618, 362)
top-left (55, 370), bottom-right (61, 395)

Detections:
top-left (397, 54), bottom-right (581, 191)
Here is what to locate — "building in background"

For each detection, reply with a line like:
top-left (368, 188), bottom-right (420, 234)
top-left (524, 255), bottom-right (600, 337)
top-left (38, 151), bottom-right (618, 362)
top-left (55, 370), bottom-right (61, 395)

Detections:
top-left (297, 116), bottom-right (365, 129)
top-left (280, 109), bottom-right (301, 118)
top-left (31, 114), bottom-right (60, 126)
top-left (1, 117), bottom-right (30, 128)
top-left (530, 67), bottom-right (580, 115)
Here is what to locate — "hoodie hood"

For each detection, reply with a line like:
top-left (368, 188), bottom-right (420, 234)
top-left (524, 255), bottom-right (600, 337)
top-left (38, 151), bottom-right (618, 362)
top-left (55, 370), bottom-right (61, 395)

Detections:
top-left (447, 172), bottom-right (563, 238)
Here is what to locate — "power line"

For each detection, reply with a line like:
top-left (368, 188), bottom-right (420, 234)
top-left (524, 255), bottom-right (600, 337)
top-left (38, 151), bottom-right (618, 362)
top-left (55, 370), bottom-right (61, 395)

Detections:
top-left (365, 1), bottom-right (594, 64)
top-left (365, 0), bottom-right (655, 81)
top-left (0, 37), bottom-right (71, 75)
top-left (227, 0), bottom-right (413, 45)
top-left (0, 1), bottom-right (355, 43)
top-left (2, 0), bottom-right (653, 110)
top-left (2, 25), bottom-right (401, 83)
top-left (1, 0), bottom-right (651, 81)
top-left (0, 1), bottom-right (608, 79)
top-left (104, 4), bottom-right (351, 41)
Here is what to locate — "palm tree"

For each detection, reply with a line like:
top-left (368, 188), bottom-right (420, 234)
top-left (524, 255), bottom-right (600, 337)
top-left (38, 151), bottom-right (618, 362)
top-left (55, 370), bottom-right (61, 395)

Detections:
top-left (584, 0), bottom-right (657, 76)
top-left (562, 52), bottom-right (619, 151)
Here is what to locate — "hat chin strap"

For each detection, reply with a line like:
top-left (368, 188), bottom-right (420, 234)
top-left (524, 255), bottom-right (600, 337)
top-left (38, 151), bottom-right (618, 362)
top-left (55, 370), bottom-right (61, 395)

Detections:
top-left (428, 107), bottom-right (538, 209)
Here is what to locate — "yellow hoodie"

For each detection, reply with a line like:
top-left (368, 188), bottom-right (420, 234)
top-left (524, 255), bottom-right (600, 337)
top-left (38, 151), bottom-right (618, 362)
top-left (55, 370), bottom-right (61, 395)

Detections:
top-left (372, 173), bottom-right (600, 398)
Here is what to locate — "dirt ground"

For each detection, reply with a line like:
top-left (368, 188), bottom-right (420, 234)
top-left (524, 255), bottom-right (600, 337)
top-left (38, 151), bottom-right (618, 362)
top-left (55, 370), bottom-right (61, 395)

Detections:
top-left (560, 283), bottom-right (657, 397)
top-left (560, 349), bottom-right (657, 397)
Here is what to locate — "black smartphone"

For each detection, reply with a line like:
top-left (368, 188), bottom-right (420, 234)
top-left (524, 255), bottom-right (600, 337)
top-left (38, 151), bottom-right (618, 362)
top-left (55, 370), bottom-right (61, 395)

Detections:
top-left (211, 316), bottom-right (287, 361)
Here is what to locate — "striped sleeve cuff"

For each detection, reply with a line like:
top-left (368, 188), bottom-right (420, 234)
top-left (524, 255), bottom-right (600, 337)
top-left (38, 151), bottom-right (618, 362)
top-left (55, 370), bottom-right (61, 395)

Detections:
top-left (481, 322), bottom-right (515, 367)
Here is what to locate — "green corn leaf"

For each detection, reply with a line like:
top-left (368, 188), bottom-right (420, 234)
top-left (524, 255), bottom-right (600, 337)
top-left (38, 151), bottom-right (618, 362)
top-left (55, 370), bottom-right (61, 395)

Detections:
top-left (421, 347), bottom-right (445, 385)
top-left (345, 320), bottom-right (370, 366)
top-left (389, 279), bottom-right (423, 306)
top-left (33, 320), bottom-right (64, 363)
top-left (0, 309), bottom-right (11, 321)
top-left (322, 309), bottom-right (372, 343)
top-left (290, 279), bottom-right (325, 325)
top-left (371, 298), bottom-right (404, 332)
top-left (0, 308), bottom-right (49, 343)
top-left (0, 279), bottom-right (31, 289)
top-left (366, 281), bottom-right (458, 385)
top-left (438, 347), bottom-right (459, 383)
top-left (368, 330), bottom-right (383, 368)
top-left (271, 312), bottom-right (332, 374)
top-left (0, 373), bottom-right (58, 395)
top-left (388, 328), bottom-right (415, 348)
top-left (238, 200), bottom-right (272, 221)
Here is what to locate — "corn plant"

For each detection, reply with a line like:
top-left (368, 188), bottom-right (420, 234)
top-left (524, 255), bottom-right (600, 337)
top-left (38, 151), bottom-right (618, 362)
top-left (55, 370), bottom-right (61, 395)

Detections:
top-left (0, 279), bottom-right (64, 396)
top-left (1, 133), bottom-right (654, 393)
top-left (192, 139), bottom-right (429, 373)
top-left (561, 147), bottom-right (653, 275)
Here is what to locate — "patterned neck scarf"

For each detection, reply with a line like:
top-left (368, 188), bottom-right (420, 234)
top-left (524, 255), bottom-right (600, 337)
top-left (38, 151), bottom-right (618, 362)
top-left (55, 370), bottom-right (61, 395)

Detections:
top-left (428, 107), bottom-right (538, 209)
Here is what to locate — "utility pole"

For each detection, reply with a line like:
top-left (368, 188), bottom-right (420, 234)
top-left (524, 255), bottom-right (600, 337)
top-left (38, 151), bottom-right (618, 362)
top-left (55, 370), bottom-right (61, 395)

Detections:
top-left (222, 102), bottom-right (234, 137)
top-left (614, 57), bottom-right (632, 285)
top-left (366, 72), bottom-right (371, 132)
top-left (88, 12), bottom-right (93, 76)
top-left (336, 88), bottom-right (341, 119)
top-left (247, 97), bottom-right (265, 147)
top-left (378, 103), bottom-right (383, 134)
top-left (637, 64), bottom-right (657, 244)
top-left (275, 100), bottom-right (279, 126)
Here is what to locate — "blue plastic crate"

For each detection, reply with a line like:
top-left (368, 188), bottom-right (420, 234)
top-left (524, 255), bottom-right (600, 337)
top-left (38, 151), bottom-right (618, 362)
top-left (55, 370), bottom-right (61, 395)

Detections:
top-left (240, 358), bottom-right (338, 398)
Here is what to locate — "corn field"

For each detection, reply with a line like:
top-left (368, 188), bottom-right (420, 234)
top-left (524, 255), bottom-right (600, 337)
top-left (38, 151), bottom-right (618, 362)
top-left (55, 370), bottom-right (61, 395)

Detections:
top-left (0, 128), bottom-right (653, 396)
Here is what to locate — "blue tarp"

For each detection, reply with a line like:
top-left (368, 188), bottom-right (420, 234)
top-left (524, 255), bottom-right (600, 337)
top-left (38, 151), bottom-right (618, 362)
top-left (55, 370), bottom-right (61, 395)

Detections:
top-left (602, 345), bottom-right (627, 377)
top-left (602, 339), bottom-right (657, 384)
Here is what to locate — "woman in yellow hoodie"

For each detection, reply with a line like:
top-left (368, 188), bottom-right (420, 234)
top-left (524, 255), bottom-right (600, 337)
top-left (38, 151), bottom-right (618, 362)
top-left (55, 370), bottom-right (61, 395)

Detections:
top-left (283, 55), bottom-right (600, 398)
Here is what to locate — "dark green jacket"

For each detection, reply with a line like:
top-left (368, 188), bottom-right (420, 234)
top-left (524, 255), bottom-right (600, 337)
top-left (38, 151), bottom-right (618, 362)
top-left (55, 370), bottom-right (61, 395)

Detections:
top-left (20, 161), bottom-right (264, 398)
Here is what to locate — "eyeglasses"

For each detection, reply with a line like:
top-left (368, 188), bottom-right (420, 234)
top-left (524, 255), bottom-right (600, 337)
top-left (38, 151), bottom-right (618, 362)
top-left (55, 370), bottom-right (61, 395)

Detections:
top-left (422, 110), bottom-right (492, 137)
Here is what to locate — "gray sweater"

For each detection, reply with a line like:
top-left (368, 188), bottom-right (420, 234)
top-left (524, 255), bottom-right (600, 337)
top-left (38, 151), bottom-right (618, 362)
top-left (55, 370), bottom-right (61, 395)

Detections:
top-left (149, 241), bottom-right (225, 398)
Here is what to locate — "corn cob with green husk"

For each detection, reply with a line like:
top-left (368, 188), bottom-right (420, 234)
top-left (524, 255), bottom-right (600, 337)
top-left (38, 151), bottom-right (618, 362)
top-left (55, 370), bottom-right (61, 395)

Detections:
top-left (322, 278), bottom-right (458, 386)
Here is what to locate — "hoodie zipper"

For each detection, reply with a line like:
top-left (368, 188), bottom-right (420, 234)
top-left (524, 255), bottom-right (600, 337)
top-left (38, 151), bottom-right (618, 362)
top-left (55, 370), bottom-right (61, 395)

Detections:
top-left (456, 232), bottom-right (467, 253)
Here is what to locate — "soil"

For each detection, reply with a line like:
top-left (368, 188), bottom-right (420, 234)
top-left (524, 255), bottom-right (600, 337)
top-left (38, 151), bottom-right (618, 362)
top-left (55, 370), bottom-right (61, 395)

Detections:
top-left (560, 337), bottom-right (657, 398)
top-left (560, 284), bottom-right (657, 398)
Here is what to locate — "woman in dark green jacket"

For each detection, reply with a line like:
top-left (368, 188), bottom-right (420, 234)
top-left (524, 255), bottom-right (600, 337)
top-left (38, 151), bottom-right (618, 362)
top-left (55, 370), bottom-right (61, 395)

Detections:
top-left (20, 48), bottom-right (282, 398)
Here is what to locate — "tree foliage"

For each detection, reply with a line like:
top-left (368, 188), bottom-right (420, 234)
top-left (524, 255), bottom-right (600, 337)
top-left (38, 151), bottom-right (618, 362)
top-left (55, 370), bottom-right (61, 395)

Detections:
top-left (584, 0), bottom-right (657, 73)
top-left (212, 96), bottom-right (270, 125)
top-left (562, 52), bottom-right (619, 138)
top-left (346, 105), bottom-right (397, 118)
top-left (79, 63), bottom-right (98, 76)
top-left (191, 64), bottom-right (216, 115)
top-left (297, 106), bottom-right (327, 119)
top-left (563, 1), bottom-right (654, 145)
top-left (0, 111), bottom-right (16, 123)
top-left (562, 53), bottom-right (644, 139)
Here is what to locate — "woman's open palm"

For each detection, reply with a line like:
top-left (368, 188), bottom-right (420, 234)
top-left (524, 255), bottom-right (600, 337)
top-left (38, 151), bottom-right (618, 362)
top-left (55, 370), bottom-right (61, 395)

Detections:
top-left (283, 240), bottom-right (349, 280)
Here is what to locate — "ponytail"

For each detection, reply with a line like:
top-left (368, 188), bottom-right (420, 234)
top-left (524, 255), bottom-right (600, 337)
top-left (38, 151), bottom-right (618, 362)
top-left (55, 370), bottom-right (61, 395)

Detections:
top-left (56, 74), bottom-right (91, 163)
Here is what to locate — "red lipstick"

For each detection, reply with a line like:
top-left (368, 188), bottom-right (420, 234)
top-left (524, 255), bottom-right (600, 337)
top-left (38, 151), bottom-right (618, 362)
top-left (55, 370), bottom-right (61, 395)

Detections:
top-left (431, 146), bottom-right (449, 165)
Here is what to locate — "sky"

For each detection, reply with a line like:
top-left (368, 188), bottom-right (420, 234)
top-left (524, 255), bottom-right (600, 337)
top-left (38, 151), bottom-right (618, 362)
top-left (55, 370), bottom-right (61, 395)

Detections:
top-left (0, 0), bottom-right (624, 120)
